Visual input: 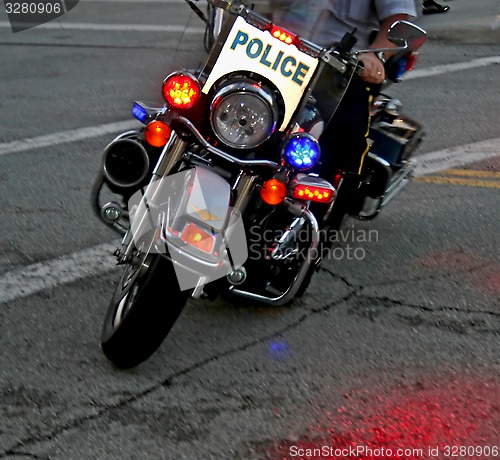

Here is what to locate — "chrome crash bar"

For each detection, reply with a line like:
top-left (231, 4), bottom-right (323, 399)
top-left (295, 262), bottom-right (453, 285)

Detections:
top-left (229, 199), bottom-right (320, 306)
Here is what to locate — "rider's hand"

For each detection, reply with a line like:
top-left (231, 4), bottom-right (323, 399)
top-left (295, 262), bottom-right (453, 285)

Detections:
top-left (358, 53), bottom-right (385, 84)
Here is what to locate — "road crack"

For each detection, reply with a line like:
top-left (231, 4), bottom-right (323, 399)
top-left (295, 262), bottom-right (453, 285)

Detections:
top-left (360, 260), bottom-right (497, 289)
top-left (348, 293), bottom-right (500, 335)
top-left (2, 266), bottom-right (495, 456)
top-left (0, 273), bottom-right (358, 457)
top-left (319, 267), bottom-right (500, 334)
top-left (1, 453), bottom-right (50, 460)
top-left (356, 294), bottom-right (500, 318)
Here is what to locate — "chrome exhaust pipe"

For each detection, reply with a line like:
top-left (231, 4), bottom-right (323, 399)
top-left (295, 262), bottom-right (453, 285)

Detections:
top-left (380, 158), bottom-right (417, 208)
top-left (102, 138), bottom-right (150, 191)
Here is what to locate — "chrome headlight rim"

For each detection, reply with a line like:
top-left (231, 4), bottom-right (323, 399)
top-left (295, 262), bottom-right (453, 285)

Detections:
top-left (210, 82), bottom-right (278, 150)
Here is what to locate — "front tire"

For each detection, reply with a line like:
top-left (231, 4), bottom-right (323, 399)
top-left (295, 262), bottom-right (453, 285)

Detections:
top-left (101, 254), bottom-right (190, 368)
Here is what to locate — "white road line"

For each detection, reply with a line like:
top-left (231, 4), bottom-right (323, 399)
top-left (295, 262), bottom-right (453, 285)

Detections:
top-left (414, 137), bottom-right (500, 176)
top-left (80, 0), bottom-right (200, 3)
top-left (0, 21), bottom-right (206, 33)
top-left (0, 137), bottom-right (499, 304)
top-left (80, 0), bottom-right (265, 3)
top-left (0, 120), bottom-right (139, 156)
top-left (404, 56), bottom-right (500, 81)
top-left (0, 243), bottom-right (118, 304)
top-left (0, 56), bottom-right (498, 157)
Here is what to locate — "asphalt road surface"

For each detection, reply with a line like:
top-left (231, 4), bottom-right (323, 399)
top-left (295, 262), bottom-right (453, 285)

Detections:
top-left (0, 1), bottom-right (499, 459)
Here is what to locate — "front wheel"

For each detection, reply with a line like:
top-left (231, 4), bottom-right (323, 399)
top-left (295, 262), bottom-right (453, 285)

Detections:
top-left (101, 253), bottom-right (190, 368)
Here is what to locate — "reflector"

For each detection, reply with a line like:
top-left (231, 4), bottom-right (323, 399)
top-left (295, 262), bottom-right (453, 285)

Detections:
top-left (180, 222), bottom-right (215, 254)
top-left (405, 52), bottom-right (419, 72)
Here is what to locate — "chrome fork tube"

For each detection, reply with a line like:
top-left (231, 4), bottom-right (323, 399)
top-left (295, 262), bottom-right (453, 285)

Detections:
top-left (212, 8), bottom-right (225, 41)
top-left (121, 133), bottom-right (187, 261)
top-left (232, 173), bottom-right (258, 214)
top-left (153, 132), bottom-right (187, 178)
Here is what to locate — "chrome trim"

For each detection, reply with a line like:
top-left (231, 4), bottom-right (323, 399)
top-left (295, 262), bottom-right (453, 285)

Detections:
top-left (321, 51), bottom-right (347, 73)
top-left (229, 202), bottom-right (320, 306)
top-left (210, 81), bottom-right (278, 149)
top-left (91, 170), bottom-right (129, 235)
top-left (380, 158), bottom-right (417, 208)
top-left (192, 276), bottom-right (209, 299)
top-left (270, 216), bottom-right (305, 260)
top-left (232, 173), bottom-right (258, 213)
top-left (101, 202), bottom-right (128, 223)
top-left (227, 266), bottom-right (247, 285)
top-left (152, 132), bottom-right (186, 177)
top-left (212, 7), bottom-right (225, 41)
top-left (122, 134), bottom-right (187, 261)
top-left (102, 138), bottom-right (149, 189)
top-left (356, 44), bottom-right (408, 56)
top-left (367, 151), bottom-right (392, 174)
top-left (357, 157), bottom-right (417, 220)
top-left (176, 117), bottom-right (280, 169)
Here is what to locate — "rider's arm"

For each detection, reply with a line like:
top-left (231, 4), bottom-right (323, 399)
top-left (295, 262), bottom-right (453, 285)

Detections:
top-left (358, 14), bottom-right (409, 85)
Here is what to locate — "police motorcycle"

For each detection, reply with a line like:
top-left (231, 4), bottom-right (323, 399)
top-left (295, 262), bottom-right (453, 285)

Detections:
top-left (91, 0), bottom-right (426, 368)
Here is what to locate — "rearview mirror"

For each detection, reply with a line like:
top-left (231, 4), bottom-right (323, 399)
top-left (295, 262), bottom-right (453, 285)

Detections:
top-left (387, 20), bottom-right (427, 51)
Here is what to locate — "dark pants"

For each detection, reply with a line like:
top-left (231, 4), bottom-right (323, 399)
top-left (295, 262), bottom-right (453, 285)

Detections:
top-left (314, 76), bottom-right (380, 230)
top-left (316, 76), bottom-right (378, 178)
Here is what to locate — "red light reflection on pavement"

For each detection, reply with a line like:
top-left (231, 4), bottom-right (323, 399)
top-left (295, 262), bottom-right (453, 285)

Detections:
top-left (417, 249), bottom-right (483, 271)
top-left (265, 375), bottom-right (499, 459)
top-left (416, 250), bottom-right (500, 298)
top-left (478, 271), bottom-right (500, 296)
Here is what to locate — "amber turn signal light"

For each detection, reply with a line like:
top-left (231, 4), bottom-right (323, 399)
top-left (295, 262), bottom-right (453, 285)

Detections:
top-left (144, 121), bottom-right (172, 148)
top-left (260, 178), bottom-right (287, 205)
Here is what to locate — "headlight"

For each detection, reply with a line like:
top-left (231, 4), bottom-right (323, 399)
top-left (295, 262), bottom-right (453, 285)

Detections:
top-left (282, 133), bottom-right (321, 170)
top-left (210, 82), bottom-right (277, 149)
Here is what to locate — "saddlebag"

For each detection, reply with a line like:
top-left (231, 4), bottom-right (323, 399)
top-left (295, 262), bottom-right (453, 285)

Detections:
top-left (369, 113), bottom-right (424, 168)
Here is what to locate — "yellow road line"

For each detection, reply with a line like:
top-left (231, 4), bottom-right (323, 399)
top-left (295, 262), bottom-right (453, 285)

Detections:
top-left (440, 168), bottom-right (500, 178)
top-left (415, 176), bottom-right (500, 188)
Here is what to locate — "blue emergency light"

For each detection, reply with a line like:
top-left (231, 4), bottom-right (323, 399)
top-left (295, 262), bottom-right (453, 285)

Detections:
top-left (132, 103), bottom-right (148, 123)
top-left (282, 133), bottom-right (320, 170)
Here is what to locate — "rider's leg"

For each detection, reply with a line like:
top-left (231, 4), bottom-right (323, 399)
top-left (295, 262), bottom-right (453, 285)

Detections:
top-left (316, 77), bottom-right (379, 232)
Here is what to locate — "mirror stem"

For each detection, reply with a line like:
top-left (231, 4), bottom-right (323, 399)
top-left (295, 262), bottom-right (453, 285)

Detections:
top-left (355, 43), bottom-right (409, 56)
